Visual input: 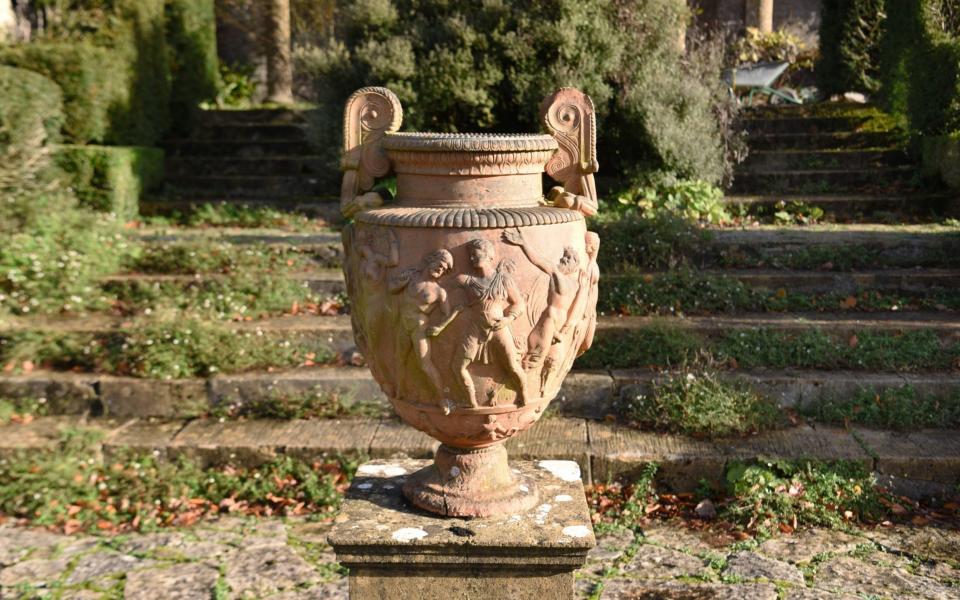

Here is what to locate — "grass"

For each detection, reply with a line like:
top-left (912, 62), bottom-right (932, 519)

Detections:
top-left (577, 325), bottom-right (957, 371)
top-left (0, 428), bottom-right (354, 534)
top-left (803, 386), bottom-right (960, 430)
top-left (590, 209), bottom-right (712, 271)
top-left (618, 370), bottom-right (784, 438)
top-left (599, 270), bottom-right (959, 316)
top-left (211, 386), bottom-right (386, 420)
top-left (141, 202), bottom-right (323, 231)
top-left (104, 273), bottom-right (343, 321)
top-left (0, 318), bottom-right (336, 378)
top-left (0, 396), bottom-right (49, 423)
top-left (124, 240), bottom-right (315, 275)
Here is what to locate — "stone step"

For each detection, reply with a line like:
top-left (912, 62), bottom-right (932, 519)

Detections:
top-left (102, 266), bottom-right (959, 305)
top-left (746, 131), bottom-right (896, 151)
top-left (187, 123), bottom-right (309, 143)
top-left (163, 140), bottom-right (315, 158)
top-left (130, 224), bottom-right (960, 270)
top-left (167, 175), bottom-right (323, 199)
top-left (3, 313), bottom-right (957, 372)
top-left (724, 193), bottom-right (953, 221)
top-left (194, 108), bottom-right (312, 127)
top-left (739, 149), bottom-right (908, 171)
top-left (3, 415), bottom-right (956, 497)
top-left (731, 166), bottom-right (915, 194)
top-left (705, 224), bottom-right (960, 269)
top-left (1, 367), bottom-right (956, 420)
top-left (740, 116), bottom-right (869, 134)
top-left (166, 156), bottom-right (329, 177)
top-left (139, 198), bottom-right (341, 224)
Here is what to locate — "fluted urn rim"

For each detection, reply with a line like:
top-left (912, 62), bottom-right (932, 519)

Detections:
top-left (382, 132), bottom-right (558, 153)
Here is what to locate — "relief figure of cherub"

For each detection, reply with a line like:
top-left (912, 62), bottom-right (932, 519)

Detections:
top-left (501, 228), bottom-right (580, 382)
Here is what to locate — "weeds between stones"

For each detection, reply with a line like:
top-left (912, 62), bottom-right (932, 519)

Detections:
top-left (0, 320), bottom-right (337, 378)
top-left (618, 370), bottom-right (784, 438)
top-left (210, 387), bottom-right (386, 421)
top-left (587, 459), bottom-right (954, 539)
top-left (598, 270), bottom-right (960, 316)
top-left (0, 428), bottom-right (355, 535)
top-left (578, 326), bottom-right (957, 371)
top-left (141, 202), bottom-right (322, 231)
top-left (802, 386), bottom-right (960, 430)
top-left (125, 241), bottom-right (315, 275)
top-left (104, 274), bottom-right (344, 321)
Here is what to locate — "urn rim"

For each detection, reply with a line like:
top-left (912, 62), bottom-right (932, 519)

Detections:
top-left (382, 131), bottom-right (558, 153)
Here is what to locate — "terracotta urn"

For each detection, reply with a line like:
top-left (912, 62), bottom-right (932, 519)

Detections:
top-left (339, 86), bottom-right (601, 517)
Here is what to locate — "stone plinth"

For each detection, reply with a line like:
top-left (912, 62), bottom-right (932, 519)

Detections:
top-left (328, 458), bottom-right (595, 600)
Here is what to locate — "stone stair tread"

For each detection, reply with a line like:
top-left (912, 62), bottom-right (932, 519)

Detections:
top-left (724, 193), bottom-right (947, 204)
top-left (736, 166), bottom-right (913, 176)
top-left (102, 269), bottom-right (344, 282)
top-left (2, 416), bottom-right (957, 496)
top-left (133, 227), bottom-right (341, 246)
top-left (4, 312), bottom-right (956, 335)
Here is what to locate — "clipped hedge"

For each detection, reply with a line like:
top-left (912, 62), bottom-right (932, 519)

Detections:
top-left (816, 0), bottom-right (886, 96)
top-left (880, 0), bottom-right (960, 139)
top-left (56, 145), bottom-right (164, 220)
top-left (0, 0), bottom-right (218, 146)
top-left (165, 0), bottom-right (220, 133)
top-left (921, 133), bottom-right (960, 189)
top-left (0, 65), bottom-right (62, 150)
top-left (0, 42), bottom-right (123, 145)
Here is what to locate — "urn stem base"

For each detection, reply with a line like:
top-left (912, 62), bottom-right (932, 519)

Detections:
top-left (403, 444), bottom-right (539, 517)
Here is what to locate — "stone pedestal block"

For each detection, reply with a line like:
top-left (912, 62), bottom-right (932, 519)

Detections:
top-left (329, 458), bottom-right (595, 600)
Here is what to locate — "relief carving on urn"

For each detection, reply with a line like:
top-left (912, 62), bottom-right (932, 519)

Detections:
top-left (340, 86), bottom-right (602, 517)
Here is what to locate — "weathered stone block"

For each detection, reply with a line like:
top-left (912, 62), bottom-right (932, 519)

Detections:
top-left (0, 373), bottom-right (99, 414)
top-left (549, 371), bottom-right (615, 419)
top-left (329, 459), bottom-right (594, 600)
top-left (99, 378), bottom-right (208, 418)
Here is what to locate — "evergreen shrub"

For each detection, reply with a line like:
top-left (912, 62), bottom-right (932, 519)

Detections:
top-left (816, 0), bottom-right (886, 96)
top-left (296, 0), bottom-right (731, 188)
top-left (165, 0), bottom-right (220, 133)
top-left (56, 145), bottom-right (164, 220)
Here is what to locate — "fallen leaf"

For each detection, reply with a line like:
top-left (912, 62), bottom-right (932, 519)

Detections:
top-left (848, 334), bottom-right (859, 348)
top-left (64, 519), bottom-right (83, 535)
top-left (775, 288), bottom-right (787, 299)
top-left (841, 296), bottom-right (858, 309)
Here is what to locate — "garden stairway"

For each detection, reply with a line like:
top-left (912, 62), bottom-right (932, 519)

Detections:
top-left (727, 103), bottom-right (954, 221)
top-left (151, 108), bottom-right (339, 221)
top-left (2, 104), bottom-right (958, 500)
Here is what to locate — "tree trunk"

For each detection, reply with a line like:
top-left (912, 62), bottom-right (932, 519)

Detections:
top-left (265, 0), bottom-right (294, 105)
top-left (0, 0), bottom-right (15, 44)
top-left (746, 0), bottom-right (774, 33)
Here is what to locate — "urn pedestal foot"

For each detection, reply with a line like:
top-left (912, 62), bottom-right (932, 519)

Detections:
top-left (330, 458), bottom-right (595, 600)
top-left (403, 444), bottom-right (539, 517)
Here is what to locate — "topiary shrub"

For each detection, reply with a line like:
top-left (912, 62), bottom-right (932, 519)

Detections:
top-left (296, 0), bottom-right (732, 188)
top-left (55, 145), bottom-right (164, 220)
top-left (817, 0), bottom-right (886, 96)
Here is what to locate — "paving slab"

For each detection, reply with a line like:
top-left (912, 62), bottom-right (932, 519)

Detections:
top-left (124, 563), bottom-right (219, 600)
top-left (599, 580), bottom-right (778, 599)
top-left (101, 419), bottom-right (185, 460)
